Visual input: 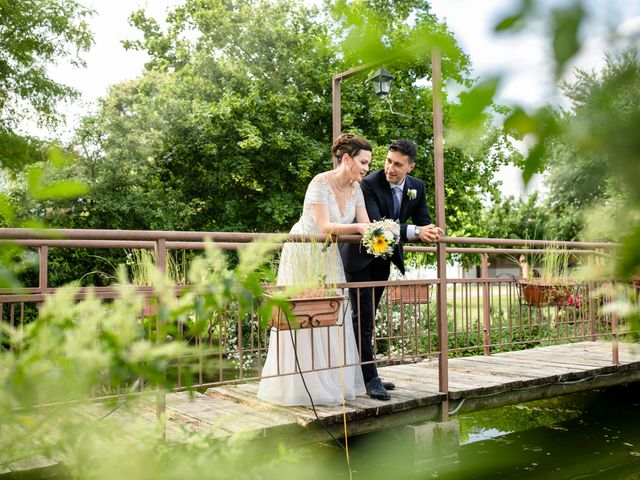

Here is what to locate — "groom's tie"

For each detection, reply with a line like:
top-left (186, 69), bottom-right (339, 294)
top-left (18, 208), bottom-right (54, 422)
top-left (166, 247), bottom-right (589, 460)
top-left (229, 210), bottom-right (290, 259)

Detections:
top-left (392, 186), bottom-right (402, 219)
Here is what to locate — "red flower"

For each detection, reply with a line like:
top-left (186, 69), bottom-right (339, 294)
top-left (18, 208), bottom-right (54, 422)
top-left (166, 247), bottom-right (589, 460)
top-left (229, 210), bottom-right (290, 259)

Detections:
top-left (568, 294), bottom-right (580, 308)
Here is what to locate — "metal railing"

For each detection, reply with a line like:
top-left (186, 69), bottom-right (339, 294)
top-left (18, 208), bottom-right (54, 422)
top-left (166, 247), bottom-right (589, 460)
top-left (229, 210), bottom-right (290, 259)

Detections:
top-left (1, 228), bottom-right (636, 412)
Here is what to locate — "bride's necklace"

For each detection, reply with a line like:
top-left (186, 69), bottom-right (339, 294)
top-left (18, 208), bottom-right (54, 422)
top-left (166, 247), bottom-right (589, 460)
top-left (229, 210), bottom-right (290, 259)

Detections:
top-left (331, 172), bottom-right (351, 192)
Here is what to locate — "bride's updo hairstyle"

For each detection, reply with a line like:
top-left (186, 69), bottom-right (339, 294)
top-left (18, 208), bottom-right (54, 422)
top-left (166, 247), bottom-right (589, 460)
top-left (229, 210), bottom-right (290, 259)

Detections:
top-left (332, 133), bottom-right (372, 164)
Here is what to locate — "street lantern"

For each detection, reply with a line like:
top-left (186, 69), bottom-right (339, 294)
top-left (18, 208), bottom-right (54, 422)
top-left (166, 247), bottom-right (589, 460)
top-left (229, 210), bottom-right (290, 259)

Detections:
top-left (370, 67), bottom-right (395, 97)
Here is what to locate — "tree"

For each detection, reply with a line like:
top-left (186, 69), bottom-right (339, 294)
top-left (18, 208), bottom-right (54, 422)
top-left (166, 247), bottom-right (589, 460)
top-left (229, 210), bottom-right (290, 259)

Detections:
top-left (483, 0), bottom-right (639, 336)
top-left (536, 49), bottom-right (639, 241)
top-left (482, 193), bottom-right (550, 241)
top-left (0, 0), bottom-right (93, 181)
top-left (0, 0), bottom-right (93, 131)
top-left (56, 0), bottom-right (507, 241)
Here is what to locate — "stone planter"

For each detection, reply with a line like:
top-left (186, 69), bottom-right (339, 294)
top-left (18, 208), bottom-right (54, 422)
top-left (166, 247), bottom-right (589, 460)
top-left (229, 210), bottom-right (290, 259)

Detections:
top-left (269, 294), bottom-right (344, 330)
top-left (389, 284), bottom-right (431, 305)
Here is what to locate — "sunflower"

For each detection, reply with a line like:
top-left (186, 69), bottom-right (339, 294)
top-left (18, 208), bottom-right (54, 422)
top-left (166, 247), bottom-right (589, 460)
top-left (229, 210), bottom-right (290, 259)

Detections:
top-left (372, 235), bottom-right (388, 254)
top-left (362, 219), bottom-right (399, 258)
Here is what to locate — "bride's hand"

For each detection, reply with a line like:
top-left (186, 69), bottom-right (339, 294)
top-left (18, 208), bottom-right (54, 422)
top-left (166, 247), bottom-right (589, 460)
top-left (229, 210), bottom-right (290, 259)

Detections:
top-left (356, 223), bottom-right (370, 236)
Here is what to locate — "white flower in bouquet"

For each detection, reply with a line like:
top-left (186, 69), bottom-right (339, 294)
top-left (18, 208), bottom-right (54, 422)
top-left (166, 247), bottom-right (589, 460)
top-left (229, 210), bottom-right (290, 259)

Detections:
top-left (362, 219), bottom-right (400, 258)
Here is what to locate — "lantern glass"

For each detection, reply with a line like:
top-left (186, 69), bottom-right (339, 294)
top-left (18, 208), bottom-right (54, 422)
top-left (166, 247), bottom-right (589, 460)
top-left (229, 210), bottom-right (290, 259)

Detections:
top-left (370, 67), bottom-right (394, 97)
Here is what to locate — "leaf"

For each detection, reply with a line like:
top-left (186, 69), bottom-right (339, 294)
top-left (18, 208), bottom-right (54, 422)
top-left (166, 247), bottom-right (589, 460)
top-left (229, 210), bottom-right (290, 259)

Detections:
top-left (48, 146), bottom-right (71, 168)
top-left (453, 77), bottom-right (500, 127)
top-left (551, 3), bottom-right (585, 78)
top-left (0, 268), bottom-right (22, 290)
top-left (30, 181), bottom-right (89, 200)
top-left (523, 141), bottom-right (546, 184)
top-left (617, 223), bottom-right (640, 277)
top-left (504, 107), bottom-right (539, 137)
top-left (0, 194), bottom-right (15, 224)
top-left (495, 14), bottom-right (523, 32)
top-left (18, 219), bottom-right (50, 231)
top-left (494, 0), bottom-right (534, 32)
top-left (27, 165), bottom-right (44, 192)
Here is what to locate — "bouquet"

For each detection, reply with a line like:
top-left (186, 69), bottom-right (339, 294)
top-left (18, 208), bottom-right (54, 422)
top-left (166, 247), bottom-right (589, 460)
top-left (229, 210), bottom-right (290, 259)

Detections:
top-left (362, 219), bottom-right (400, 258)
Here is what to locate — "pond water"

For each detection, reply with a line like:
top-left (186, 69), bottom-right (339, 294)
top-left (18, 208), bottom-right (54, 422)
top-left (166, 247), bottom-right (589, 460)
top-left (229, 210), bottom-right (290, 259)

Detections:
top-left (316, 382), bottom-right (640, 479)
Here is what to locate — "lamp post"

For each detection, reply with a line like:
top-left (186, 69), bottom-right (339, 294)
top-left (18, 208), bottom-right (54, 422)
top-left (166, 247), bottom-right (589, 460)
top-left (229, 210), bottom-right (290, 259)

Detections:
top-left (430, 48), bottom-right (448, 421)
top-left (330, 52), bottom-right (448, 421)
top-left (331, 61), bottom-right (385, 156)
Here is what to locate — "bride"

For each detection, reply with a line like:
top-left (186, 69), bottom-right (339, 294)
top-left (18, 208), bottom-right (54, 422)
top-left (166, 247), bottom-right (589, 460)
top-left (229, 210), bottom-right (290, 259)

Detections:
top-left (257, 133), bottom-right (372, 406)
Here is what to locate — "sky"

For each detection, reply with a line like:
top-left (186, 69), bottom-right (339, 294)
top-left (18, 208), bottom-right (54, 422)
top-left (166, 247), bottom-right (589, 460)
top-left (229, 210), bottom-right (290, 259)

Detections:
top-left (39, 0), bottom-right (640, 198)
top-left (428, 0), bottom-right (640, 197)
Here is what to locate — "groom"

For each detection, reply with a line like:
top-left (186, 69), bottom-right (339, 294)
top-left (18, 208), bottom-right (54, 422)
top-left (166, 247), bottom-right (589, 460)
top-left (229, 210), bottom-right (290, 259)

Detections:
top-left (340, 139), bottom-right (443, 401)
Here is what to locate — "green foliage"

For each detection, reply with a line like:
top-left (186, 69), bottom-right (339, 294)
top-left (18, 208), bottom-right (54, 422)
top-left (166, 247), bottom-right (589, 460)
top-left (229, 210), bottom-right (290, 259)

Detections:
top-left (0, 130), bottom-right (45, 171)
top-left (481, 194), bottom-right (550, 241)
top-left (0, 241), bottom-right (281, 472)
top-left (0, 146), bottom-right (91, 291)
top-left (0, 0), bottom-right (93, 125)
top-left (492, 0), bottom-right (640, 276)
top-left (452, 77), bottom-right (500, 128)
top-left (127, 249), bottom-right (190, 286)
top-left (475, 2), bottom-right (640, 330)
top-left (6, 0), bottom-right (508, 253)
top-left (0, 0), bottom-right (93, 171)
top-left (550, 3), bottom-right (585, 78)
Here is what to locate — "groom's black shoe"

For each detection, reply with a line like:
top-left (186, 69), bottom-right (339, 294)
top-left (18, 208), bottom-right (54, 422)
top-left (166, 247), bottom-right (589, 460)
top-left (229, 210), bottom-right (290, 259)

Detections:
top-left (382, 381), bottom-right (396, 391)
top-left (366, 378), bottom-right (391, 401)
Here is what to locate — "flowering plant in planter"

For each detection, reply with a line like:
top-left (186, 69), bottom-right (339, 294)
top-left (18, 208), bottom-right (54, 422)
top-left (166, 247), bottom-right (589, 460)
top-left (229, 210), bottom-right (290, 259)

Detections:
top-left (266, 236), bottom-right (344, 330)
top-left (517, 247), bottom-right (577, 307)
top-left (267, 288), bottom-right (344, 330)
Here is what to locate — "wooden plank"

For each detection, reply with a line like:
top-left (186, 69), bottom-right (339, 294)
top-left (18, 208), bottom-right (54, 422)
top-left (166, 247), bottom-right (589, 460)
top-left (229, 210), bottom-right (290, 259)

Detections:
top-left (452, 358), bottom-right (583, 379)
top-left (167, 391), bottom-right (294, 434)
top-left (503, 347), bottom-right (616, 363)
top-left (374, 369), bottom-right (442, 392)
top-left (453, 366), bottom-right (640, 415)
top-left (447, 364), bottom-right (560, 384)
top-left (504, 342), bottom-right (639, 363)
top-left (205, 387), bottom-right (319, 425)
top-left (206, 385), bottom-right (375, 428)
top-left (493, 354), bottom-right (620, 372)
top-left (498, 348), bottom-right (639, 370)
top-left (453, 355), bottom-right (580, 376)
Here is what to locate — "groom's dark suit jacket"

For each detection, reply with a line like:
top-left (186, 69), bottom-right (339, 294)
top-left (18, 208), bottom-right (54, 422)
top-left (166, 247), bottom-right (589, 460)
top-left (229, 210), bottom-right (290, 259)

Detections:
top-left (340, 169), bottom-right (432, 276)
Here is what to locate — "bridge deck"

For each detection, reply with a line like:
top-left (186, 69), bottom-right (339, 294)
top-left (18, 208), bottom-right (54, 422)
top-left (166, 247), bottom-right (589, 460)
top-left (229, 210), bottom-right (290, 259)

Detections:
top-left (5, 341), bottom-right (639, 475)
top-left (154, 341), bottom-right (640, 445)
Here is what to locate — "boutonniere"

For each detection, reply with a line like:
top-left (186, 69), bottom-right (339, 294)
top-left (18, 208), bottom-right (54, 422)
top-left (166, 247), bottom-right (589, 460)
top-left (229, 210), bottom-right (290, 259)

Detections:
top-left (407, 189), bottom-right (417, 200)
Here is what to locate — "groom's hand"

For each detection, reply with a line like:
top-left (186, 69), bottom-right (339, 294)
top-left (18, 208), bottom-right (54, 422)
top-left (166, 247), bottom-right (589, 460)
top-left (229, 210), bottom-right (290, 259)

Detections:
top-left (417, 224), bottom-right (443, 243)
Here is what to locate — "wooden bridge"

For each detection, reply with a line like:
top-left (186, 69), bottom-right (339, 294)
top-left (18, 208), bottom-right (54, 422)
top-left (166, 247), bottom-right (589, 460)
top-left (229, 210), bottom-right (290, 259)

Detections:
top-left (2, 228), bottom-right (639, 475)
top-left (95, 340), bottom-right (640, 448)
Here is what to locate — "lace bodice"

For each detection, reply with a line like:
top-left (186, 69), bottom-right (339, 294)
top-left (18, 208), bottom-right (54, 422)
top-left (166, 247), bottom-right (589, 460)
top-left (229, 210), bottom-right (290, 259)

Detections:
top-left (276, 174), bottom-right (365, 287)
top-left (291, 174), bottom-right (365, 235)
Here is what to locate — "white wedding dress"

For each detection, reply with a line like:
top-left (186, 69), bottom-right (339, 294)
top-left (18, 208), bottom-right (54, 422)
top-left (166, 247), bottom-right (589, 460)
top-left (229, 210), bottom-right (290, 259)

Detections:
top-left (257, 175), bottom-right (366, 406)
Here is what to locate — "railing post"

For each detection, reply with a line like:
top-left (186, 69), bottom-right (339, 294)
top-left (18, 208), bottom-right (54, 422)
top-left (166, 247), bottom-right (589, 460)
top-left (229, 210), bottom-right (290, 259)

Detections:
top-left (612, 311), bottom-right (619, 364)
top-left (432, 48), bottom-right (449, 421)
top-left (588, 281), bottom-right (596, 340)
top-left (481, 253), bottom-right (491, 355)
top-left (39, 246), bottom-right (48, 294)
top-left (155, 238), bottom-right (167, 438)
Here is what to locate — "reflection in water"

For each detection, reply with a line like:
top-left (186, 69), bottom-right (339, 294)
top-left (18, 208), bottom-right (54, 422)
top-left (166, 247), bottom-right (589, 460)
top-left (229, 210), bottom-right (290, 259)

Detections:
top-left (325, 382), bottom-right (640, 479)
top-left (464, 427), bottom-right (511, 444)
